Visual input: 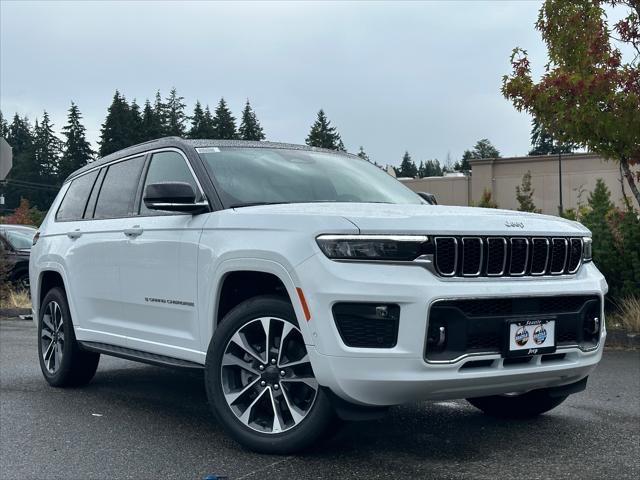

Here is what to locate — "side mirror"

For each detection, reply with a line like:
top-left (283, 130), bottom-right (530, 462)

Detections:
top-left (417, 192), bottom-right (438, 205)
top-left (143, 182), bottom-right (209, 214)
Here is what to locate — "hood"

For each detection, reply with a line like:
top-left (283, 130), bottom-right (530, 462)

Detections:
top-left (232, 203), bottom-right (589, 236)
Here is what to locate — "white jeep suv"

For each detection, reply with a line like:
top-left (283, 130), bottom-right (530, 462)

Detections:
top-left (30, 137), bottom-right (607, 453)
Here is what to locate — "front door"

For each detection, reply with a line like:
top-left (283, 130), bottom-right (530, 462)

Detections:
top-left (119, 150), bottom-right (208, 362)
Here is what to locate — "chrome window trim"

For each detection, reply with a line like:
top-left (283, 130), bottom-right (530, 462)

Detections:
top-left (63, 147), bottom-right (207, 200)
top-left (530, 237), bottom-right (550, 276)
top-left (55, 147), bottom-right (210, 222)
top-left (461, 237), bottom-right (483, 277)
top-left (434, 237), bottom-right (458, 277)
top-left (486, 237), bottom-right (507, 277)
top-left (509, 237), bottom-right (529, 276)
top-left (550, 237), bottom-right (569, 275)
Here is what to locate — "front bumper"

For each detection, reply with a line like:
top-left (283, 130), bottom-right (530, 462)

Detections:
top-left (295, 254), bottom-right (607, 406)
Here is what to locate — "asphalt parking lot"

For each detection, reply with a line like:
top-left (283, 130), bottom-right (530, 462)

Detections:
top-left (1, 319), bottom-right (638, 480)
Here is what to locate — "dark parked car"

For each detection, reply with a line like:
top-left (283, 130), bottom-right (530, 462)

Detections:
top-left (1, 225), bottom-right (37, 289)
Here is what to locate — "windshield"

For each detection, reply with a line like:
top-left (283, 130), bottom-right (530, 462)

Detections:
top-left (4, 230), bottom-right (35, 250)
top-left (197, 147), bottom-right (423, 207)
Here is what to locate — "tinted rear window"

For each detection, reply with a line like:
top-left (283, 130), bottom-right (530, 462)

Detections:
top-left (94, 156), bottom-right (145, 219)
top-left (56, 170), bottom-right (99, 221)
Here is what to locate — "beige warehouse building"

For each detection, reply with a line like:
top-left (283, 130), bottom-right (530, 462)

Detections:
top-left (401, 153), bottom-right (639, 215)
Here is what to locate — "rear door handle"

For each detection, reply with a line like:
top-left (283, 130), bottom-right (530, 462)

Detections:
top-left (67, 229), bottom-right (82, 239)
top-left (124, 226), bottom-right (143, 238)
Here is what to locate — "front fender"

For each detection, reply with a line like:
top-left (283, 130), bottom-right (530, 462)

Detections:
top-left (198, 256), bottom-right (314, 352)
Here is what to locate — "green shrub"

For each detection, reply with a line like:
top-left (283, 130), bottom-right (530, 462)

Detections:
top-left (580, 179), bottom-right (640, 305)
top-left (516, 171), bottom-right (541, 213)
top-left (475, 189), bottom-right (498, 208)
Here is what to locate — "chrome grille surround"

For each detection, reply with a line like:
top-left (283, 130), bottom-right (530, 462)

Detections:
top-left (430, 236), bottom-right (584, 278)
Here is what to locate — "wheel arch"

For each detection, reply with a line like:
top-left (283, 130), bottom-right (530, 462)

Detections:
top-left (203, 258), bottom-right (313, 350)
top-left (34, 264), bottom-right (72, 324)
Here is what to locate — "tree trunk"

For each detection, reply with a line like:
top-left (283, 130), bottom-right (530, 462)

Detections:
top-left (620, 156), bottom-right (640, 207)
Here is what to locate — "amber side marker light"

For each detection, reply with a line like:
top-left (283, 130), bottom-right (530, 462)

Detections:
top-left (296, 288), bottom-right (311, 322)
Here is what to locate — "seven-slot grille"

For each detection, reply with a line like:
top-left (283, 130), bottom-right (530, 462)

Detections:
top-left (434, 236), bottom-right (583, 277)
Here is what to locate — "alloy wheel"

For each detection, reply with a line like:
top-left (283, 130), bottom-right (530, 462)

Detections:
top-left (41, 301), bottom-right (64, 374)
top-left (220, 317), bottom-right (318, 434)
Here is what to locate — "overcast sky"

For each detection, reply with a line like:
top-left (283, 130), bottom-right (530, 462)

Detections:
top-left (1, 0), bottom-right (550, 166)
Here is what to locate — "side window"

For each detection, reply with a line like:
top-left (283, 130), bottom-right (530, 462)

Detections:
top-left (94, 156), bottom-right (145, 219)
top-left (56, 170), bottom-right (99, 221)
top-left (139, 151), bottom-right (199, 215)
top-left (83, 168), bottom-right (106, 219)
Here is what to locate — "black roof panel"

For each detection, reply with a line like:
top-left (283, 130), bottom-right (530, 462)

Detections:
top-left (66, 137), bottom-right (358, 183)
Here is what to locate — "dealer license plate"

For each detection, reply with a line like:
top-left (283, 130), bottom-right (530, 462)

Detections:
top-left (506, 318), bottom-right (556, 357)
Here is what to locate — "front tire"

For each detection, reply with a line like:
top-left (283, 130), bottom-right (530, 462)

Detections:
top-left (205, 295), bottom-right (337, 454)
top-left (38, 287), bottom-right (100, 387)
top-left (467, 388), bottom-right (568, 419)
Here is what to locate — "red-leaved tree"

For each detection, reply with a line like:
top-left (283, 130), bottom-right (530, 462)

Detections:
top-left (502, 0), bottom-right (640, 205)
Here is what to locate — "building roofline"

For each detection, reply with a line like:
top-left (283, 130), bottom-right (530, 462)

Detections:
top-left (468, 152), bottom-right (599, 166)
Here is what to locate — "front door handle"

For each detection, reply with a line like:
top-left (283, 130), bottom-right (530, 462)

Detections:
top-left (67, 229), bottom-right (82, 239)
top-left (124, 226), bottom-right (143, 238)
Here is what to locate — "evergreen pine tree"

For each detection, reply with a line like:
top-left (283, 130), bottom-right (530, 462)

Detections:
top-left (458, 150), bottom-right (473, 172)
top-left (140, 99), bottom-right (164, 141)
top-left (423, 159), bottom-right (443, 177)
top-left (357, 146), bottom-right (370, 162)
top-left (129, 99), bottom-right (143, 144)
top-left (515, 171), bottom-right (540, 212)
top-left (188, 101), bottom-right (207, 139)
top-left (529, 118), bottom-right (575, 155)
top-left (581, 179), bottom-right (619, 292)
top-left (397, 151), bottom-right (418, 178)
top-left (5, 114), bottom-right (37, 208)
top-left (153, 90), bottom-right (168, 135)
top-left (59, 102), bottom-right (95, 180)
top-left (305, 109), bottom-right (344, 151)
top-left (212, 98), bottom-right (238, 139)
top-left (165, 87), bottom-right (186, 136)
top-left (33, 111), bottom-right (62, 181)
top-left (472, 139), bottom-right (500, 159)
top-left (202, 105), bottom-right (217, 138)
top-left (7, 114), bottom-right (34, 160)
top-left (238, 100), bottom-right (265, 141)
top-left (99, 90), bottom-right (133, 157)
top-left (0, 110), bottom-right (8, 138)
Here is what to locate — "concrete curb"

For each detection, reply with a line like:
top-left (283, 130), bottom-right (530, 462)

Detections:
top-left (0, 308), bottom-right (32, 320)
top-left (606, 329), bottom-right (640, 349)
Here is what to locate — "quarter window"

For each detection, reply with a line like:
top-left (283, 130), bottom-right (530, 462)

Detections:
top-left (56, 170), bottom-right (99, 221)
top-left (140, 151), bottom-right (199, 215)
top-left (94, 156), bottom-right (145, 219)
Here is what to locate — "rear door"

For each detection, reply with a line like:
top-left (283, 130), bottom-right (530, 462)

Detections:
top-left (68, 155), bottom-right (147, 346)
top-left (119, 149), bottom-right (208, 361)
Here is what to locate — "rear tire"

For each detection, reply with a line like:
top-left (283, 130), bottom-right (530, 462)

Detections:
top-left (38, 287), bottom-right (100, 387)
top-left (467, 388), bottom-right (568, 418)
top-left (205, 295), bottom-right (338, 454)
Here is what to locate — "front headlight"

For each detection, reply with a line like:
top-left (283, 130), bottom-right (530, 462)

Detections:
top-left (583, 236), bottom-right (593, 262)
top-left (316, 234), bottom-right (429, 261)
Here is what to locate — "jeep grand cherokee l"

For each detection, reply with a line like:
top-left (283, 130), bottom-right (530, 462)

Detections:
top-left (30, 137), bottom-right (607, 453)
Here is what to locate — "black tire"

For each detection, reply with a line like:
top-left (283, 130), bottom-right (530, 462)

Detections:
top-left (38, 287), bottom-right (100, 387)
top-left (205, 295), bottom-right (338, 454)
top-left (467, 389), bottom-right (568, 419)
